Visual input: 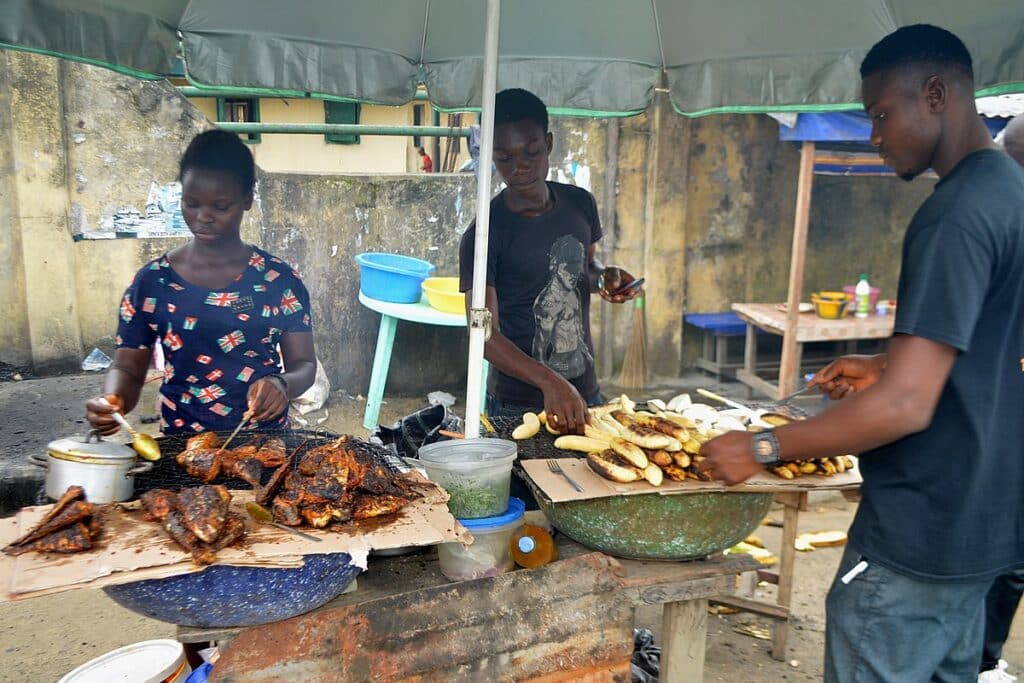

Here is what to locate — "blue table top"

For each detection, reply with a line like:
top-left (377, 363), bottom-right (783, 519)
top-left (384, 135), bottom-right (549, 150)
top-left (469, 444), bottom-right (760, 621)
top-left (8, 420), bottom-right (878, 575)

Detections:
top-left (358, 291), bottom-right (467, 327)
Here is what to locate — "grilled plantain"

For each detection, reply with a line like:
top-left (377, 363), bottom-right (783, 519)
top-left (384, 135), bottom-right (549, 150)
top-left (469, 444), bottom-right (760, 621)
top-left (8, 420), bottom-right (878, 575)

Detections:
top-left (609, 438), bottom-right (649, 468)
top-left (586, 450), bottom-right (644, 483)
top-left (554, 435), bottom-right (610, 454)
top-left (660, 463), bottom-right (690, 482)
top-left (609, 411), bottom-right (681, 450)
top-left (512, 412), bottom-right (541, 440)
top-left (630, 413), bottom-right (690, 442)
top-left (645, 449), bottom-right (674, 467)
top-left (671, 451), bottom-right (692, 468)
top-left (583, 424), bottom-right (615, 443)
top-left (772, 466), bottom-right (795, 480)
top-left (642, 463), bottom-right (664, 486)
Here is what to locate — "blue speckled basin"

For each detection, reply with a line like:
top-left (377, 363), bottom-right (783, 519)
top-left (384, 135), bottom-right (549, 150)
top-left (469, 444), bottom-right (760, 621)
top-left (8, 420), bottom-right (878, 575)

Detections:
top-left (103, 552), bottom-right (360, 628)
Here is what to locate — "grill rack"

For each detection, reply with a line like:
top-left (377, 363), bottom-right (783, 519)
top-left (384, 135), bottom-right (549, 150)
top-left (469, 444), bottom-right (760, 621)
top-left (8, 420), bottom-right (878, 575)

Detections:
top-left (131, 429), bottom-right (406, 497)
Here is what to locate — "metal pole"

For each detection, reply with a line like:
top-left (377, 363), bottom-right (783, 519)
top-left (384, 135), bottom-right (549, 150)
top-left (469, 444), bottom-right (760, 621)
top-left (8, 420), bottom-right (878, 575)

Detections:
top-left (214, 122), bottom-right (470, 137)
top-left (463, 0), bottom-right (500, 440)
top-left (178, 87), bottom-right (431, 101)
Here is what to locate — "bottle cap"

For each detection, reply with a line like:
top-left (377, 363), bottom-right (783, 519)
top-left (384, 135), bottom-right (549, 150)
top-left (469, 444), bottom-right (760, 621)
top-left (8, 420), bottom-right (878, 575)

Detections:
top-left (517, 536), bottom-right (536, 553)
top-left (859, 273), bottom-right (868, 279)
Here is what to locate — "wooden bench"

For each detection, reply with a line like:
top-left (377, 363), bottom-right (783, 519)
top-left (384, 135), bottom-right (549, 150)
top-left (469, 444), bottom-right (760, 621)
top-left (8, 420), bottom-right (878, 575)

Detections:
top-left (686, 312), bottom-right (770, 379)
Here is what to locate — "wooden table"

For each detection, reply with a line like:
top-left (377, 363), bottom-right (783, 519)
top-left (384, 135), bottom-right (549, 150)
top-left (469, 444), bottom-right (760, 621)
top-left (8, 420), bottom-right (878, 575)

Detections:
top-left (359, 292), bottom-right (488, 430)
top-left (178, 537), bottom-right (758, 682)
top-left (731, 302), bottom-right (893, 398)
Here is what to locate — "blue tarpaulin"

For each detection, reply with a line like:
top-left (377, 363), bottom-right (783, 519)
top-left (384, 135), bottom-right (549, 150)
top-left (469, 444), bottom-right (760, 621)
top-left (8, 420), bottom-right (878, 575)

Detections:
top-left (777, 112), bottom-right (1008, 175)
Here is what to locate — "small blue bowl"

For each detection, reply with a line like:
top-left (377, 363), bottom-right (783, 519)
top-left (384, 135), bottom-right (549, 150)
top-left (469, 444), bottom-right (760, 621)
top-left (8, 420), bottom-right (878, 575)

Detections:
top-left (355, 252), bottom-right (435, 303)
top-left (103, 552), bottom-right (360, 628)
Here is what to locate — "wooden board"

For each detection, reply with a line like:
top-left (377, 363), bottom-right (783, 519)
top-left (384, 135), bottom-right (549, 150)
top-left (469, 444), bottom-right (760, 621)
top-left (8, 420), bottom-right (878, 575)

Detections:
top-left (522, 458), bottom-right (861, 504)
top-left (0, 475), bottom-right (468, 601)
top-left (732, 302), bottom-right (893, 343)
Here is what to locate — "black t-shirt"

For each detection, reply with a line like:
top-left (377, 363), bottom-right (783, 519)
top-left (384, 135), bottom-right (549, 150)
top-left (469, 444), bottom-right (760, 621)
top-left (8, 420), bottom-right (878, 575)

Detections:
top-left (458, 182), bottom-right (603, 406)
top-left (849, 149), bottom-right (1024, 581)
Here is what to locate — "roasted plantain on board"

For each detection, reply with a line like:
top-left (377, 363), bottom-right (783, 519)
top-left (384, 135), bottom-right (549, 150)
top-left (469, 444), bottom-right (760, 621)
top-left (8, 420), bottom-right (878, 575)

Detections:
top-left (586, 450), bottom-right (644, 483)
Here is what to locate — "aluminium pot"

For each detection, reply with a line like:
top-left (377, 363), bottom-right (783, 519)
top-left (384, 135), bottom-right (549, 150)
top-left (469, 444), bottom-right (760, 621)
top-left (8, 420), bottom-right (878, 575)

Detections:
top-left (29, 432), bottom-right (154, 503)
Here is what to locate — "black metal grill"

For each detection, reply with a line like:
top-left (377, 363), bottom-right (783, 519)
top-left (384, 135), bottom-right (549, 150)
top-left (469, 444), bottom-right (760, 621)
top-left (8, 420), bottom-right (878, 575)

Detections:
top-left (131, 429), bottom-right (405, 496)
top-left (484, 416), bottom-right (581, 461)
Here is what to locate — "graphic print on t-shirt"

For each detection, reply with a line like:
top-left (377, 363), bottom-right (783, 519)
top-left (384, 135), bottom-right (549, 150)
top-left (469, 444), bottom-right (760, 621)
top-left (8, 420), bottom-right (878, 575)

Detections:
top-left (532, 235), bottom-right (594, 379)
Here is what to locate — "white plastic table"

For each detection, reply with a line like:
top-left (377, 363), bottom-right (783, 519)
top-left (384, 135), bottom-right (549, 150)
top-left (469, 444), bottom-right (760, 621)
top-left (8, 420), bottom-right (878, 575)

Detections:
top-left (359, 291), bottom-right (488, 430)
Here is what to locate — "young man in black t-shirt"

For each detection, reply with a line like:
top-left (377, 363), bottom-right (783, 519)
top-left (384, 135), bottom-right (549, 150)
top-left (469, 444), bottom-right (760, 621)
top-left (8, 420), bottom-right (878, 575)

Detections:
top-left (458, 88), bottom-right (639, 435)
top-left (700, 26), bottom-right (1024, 681)
top-left (978, 114), bottom-right (1024, 683)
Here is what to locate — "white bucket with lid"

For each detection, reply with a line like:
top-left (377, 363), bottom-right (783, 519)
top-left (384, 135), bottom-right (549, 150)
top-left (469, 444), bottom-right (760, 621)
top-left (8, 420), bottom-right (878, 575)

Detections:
top-left (59, 639), bottom-right (191, 683)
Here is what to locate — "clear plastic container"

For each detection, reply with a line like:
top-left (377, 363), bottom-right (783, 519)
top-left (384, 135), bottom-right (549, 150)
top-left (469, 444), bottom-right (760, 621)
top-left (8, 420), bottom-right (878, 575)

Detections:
top-left (438, 498), bottom-right (525, 581)
top-left (418, 439), bottom-right (517, 519)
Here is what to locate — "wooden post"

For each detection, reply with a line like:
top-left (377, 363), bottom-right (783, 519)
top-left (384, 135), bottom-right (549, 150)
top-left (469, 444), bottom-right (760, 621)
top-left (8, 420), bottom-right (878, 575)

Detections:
top-left (662, 598), bottom-right (708, 682)
top-left (771, 491), bottom-right (806, 660)
top-left (778, 141), bottom-right (815, 398)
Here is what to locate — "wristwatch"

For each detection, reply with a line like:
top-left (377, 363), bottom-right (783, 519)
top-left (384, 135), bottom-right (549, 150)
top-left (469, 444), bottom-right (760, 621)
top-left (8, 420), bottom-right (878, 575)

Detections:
top-left (751, 430), bottom-right (781, 465)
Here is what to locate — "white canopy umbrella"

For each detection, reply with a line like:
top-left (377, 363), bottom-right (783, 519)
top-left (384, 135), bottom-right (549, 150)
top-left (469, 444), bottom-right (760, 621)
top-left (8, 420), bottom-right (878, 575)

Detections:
top-left (4, 0), bottom-right (1024, 434)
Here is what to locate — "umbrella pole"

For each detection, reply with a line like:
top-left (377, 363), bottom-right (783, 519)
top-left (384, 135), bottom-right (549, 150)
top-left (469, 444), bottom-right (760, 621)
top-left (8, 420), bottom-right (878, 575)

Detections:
top-left (464, 0), bottom-right (501, 439)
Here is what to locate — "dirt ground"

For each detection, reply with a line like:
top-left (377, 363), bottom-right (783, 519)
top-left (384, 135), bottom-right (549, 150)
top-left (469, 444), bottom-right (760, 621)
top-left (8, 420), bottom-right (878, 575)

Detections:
top-left (0, 379), bottom-right (1021, 681)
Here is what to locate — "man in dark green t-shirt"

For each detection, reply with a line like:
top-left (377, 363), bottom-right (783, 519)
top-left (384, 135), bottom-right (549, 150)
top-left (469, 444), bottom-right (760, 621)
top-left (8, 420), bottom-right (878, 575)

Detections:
top-left (700, 25), bottom-right (1024, 682)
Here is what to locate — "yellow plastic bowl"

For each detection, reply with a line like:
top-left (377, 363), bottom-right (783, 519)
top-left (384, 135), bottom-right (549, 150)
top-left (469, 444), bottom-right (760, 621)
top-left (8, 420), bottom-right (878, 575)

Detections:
top-left (421, 277), bottom-right (465, 314)
top-left (811, 291), bottom-right (852, 319)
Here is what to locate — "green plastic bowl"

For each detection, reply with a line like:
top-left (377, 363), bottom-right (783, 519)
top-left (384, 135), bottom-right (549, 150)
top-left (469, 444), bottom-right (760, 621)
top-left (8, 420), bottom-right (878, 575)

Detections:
top-left (533, 487), bottom-right (773, 561)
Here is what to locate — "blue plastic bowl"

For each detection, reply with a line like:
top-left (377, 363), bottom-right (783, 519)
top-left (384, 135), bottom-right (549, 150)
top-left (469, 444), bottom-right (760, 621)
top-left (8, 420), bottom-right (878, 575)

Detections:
top-left (103, 552), bottom-right (361, 628)
top-left (355, 252), bottom-right (435, 303)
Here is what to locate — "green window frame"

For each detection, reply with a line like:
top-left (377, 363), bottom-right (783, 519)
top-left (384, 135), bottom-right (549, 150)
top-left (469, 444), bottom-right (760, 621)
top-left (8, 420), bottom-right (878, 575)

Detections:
top-left (324, 101), bottom-right (361, 144)
top-left (217, 98), bottom-right (261, 144)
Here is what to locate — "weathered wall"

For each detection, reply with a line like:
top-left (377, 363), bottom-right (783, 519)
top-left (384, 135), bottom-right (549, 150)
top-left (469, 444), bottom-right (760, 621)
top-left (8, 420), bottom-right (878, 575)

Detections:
top-left (1, 50), bottom-right (929, 391)
top-left (255, 172), bottom-right (478, 394)
top-left (0, 54), bottom-right (31, 367)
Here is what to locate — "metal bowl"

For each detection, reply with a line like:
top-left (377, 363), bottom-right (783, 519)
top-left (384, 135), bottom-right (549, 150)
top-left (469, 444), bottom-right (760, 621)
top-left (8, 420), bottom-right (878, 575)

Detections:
top-left (534, 488), bottom-right (773, 561)
top-left (103, 552), bottom-right (360, 628)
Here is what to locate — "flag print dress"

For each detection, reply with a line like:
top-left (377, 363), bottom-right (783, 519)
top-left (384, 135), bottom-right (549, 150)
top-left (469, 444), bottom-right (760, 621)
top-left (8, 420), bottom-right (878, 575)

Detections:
top-left (116, 247), bottom-right (313, 434)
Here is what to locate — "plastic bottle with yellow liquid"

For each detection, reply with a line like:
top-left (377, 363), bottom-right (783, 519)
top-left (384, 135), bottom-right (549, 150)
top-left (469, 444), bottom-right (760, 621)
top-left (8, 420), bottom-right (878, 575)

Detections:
top-left (510, 524), bottom-right (558, 569)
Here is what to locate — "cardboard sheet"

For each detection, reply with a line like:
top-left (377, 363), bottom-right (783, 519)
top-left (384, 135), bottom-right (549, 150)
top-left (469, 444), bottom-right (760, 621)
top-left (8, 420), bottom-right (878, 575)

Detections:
top-left (0, 473), bottom-right (469, 602)
top-left (522, 457), bottom-right (862, 504)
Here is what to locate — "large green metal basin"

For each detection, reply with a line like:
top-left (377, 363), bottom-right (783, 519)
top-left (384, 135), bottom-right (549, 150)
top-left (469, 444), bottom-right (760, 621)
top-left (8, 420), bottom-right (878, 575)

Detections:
top-left (535, 490), bottom-right (773, 561)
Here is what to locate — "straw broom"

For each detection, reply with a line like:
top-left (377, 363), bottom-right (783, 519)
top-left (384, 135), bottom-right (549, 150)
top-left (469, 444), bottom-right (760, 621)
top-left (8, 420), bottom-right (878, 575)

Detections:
top-left (618, 295), bottom-right (647, 390)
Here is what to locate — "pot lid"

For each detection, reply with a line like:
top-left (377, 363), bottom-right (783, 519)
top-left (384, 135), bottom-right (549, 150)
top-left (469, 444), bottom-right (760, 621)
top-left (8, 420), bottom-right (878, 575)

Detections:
top-left (48, 433), bottom-right (138, 461)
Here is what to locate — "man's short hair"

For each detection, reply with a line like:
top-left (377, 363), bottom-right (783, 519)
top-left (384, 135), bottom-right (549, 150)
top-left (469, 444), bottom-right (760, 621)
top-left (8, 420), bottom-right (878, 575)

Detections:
top-left (495, 88), bottom-right (549, 133)
top-left (860, 24), bottom-right (973, 83)
top-left (179, 129), bottom-right (256, 194)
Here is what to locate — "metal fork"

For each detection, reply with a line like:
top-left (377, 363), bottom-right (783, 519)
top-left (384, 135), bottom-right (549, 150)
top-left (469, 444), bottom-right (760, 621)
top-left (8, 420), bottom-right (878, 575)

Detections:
top-left (547, 459), bottom-right (584, 492)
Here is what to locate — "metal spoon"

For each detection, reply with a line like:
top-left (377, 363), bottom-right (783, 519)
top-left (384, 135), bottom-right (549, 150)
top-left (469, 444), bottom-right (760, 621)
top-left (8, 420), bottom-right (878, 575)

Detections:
top-left (98, 398), bottom-right (162, 461)
top-left (245, 502), bottom-right (322, 542)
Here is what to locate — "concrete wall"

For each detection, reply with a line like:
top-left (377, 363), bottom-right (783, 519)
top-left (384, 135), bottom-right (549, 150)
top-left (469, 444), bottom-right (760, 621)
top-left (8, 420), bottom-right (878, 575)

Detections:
top-left (1, 49), bottom-right (929, 392)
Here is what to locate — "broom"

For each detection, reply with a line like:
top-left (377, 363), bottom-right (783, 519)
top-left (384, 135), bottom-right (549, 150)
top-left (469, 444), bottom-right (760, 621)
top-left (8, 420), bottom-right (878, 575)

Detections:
top-left (617, 294), bottom-right (647, 390)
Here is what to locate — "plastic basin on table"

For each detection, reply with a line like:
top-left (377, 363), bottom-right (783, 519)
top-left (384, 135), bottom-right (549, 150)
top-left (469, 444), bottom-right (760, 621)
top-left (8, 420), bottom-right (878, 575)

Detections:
top-left (421, 277), bottom-right (466, 314)
top-left (355, 252), bottom-right (435, 303)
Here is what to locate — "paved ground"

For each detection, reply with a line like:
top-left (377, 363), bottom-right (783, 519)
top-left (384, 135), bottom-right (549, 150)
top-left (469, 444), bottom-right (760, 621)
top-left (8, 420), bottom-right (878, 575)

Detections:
top-left (0, 372), bottom-right (1020, 681)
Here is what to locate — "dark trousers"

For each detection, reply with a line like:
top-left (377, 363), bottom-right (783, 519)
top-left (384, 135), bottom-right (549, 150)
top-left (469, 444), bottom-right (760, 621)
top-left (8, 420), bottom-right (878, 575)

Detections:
top-left (980, 569), bottom-right (1024, 671)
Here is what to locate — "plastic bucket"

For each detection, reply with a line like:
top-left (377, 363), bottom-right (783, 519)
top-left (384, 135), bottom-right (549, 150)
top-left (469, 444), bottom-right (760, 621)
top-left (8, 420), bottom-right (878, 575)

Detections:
top-left (355, 252), bottom-right (435, 303)
top-left (438, 497), bottom-right (525, 581)
top-left (59, 639), bottom-right (191, 683)
top-left (418, 439), bottom-right (517, 518)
